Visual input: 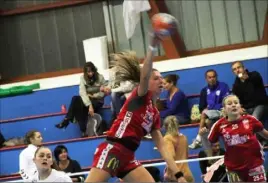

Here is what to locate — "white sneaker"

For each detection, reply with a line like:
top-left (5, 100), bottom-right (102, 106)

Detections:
top-left (144, 134), bottom-right (152, 139)
top-left (188, 139), bottom-right (202, 149)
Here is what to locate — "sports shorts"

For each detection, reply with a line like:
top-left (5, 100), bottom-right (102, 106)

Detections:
top-left (92, 141), bottom-right (141, 178)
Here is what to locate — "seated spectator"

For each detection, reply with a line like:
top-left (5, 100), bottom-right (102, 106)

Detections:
top-left (102, 51), bottom-right (140, 123)
top-left (189, 69), bottom-right (229, 149)
top-left (163, 116), bottom-right (194, 182)
top-left (19, 130), bottom-right (43, 181)
top-left (55, 62), bottom-right (106, 137)
top-left (54, 145), bottom-right (84, 182)
top-left (231, 61), bottom-right (268, 121)
top-left (31, 146), bottom-right (72, 182)
top-left (199, 142), bottom-right (228, 182)
top-left (161, 74), bottom-right (190, 125)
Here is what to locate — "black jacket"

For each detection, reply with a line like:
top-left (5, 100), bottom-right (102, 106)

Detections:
top-left (232, 71), bottom-right (268, 109)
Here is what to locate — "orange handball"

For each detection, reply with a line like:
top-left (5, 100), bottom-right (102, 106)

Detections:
top-left (152, 13), bottom-right (177, 36)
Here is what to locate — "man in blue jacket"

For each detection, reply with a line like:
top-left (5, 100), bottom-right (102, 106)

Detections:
top-left (189, 69), bottom-right (229, 149)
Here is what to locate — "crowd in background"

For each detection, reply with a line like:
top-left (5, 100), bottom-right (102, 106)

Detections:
top-left (0, 58), bottom-right (268, 182)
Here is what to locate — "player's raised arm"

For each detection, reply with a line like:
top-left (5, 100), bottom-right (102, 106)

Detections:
top-left (138, 33), bottom-right (160, 97)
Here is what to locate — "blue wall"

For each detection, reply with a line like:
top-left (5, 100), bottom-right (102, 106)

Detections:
top-left (1, 58), bottom-right (267, 120)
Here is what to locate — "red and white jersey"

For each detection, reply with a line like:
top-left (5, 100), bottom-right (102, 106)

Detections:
top-left (208, 115), bottom-right (264, 171)
top-left (107, 87), bottom-right (161, 146)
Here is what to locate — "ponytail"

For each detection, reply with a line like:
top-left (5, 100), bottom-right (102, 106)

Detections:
top-left (163, 116), bottom-right (179, 136)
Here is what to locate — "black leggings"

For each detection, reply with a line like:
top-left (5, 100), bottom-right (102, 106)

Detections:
top-left (65, 96), bottom-right (103, 132)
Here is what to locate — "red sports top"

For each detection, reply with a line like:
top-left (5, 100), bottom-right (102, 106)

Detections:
top-left (208, 115), bottom-right (264, 171)
top-left (107, 87), bottom-right (161, 148)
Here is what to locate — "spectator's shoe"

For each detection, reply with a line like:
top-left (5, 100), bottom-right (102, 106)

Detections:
top-left (81, 132), bottom-right (88, 138)
top-left (55, 119), bottom-right (69, 129)
top-left (188, 139), bottom-right (202, 149)
top-left (144, 134), bottom-right (152, 139)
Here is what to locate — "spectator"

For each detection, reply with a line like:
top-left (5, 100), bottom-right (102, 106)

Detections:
top-left (160, 74), bottom-right (190, 125)
top-left (19, 130), bottom-right (43, 181)
top-left (54, 145), bottom-right (84, 182)
top-left (189, 69), bottom-right (229, 149)
top-left (199, 141), bottom-right (227, 182)
top-left (231, 61), bottom-right (268, 121)
top-left (31, 146), bottom-right (72, 182)
top-left (55, 62), bottom-right (106, 137)
top-left (163, 116), bottom-right (194, 182)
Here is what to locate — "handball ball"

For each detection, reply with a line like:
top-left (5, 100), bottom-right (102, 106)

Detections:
top-left (152, 13), bottom-right (177, 36)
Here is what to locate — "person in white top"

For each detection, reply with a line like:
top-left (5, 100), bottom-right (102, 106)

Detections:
top-left (31, 146), bottom-right (72, 182)
top-left (101, 52), bottom-right (139, 122)
top-left (19, 130), bottom-right (43, 181)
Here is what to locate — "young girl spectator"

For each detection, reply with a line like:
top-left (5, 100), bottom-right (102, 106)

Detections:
top-left (54, 145), bottom-right (84, 182)
top-left (55, 62), bottom-right (106, 137)
top-left (163, 116), bottom-right (194, 182)
top-left (208, 95), bottom-right (268, 182)
top-left (19, 130), bottom-right (43, 181)
top-left (31, 146), bottom-right (72, 182)
top-left (161, 74), bottom-right (190, 125)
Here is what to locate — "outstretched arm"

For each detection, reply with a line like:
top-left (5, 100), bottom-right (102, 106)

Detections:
top-left (138, 33), bottom-right (160, 97)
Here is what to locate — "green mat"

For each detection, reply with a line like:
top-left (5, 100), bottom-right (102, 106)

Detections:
top-left (0, 83), bottom-right (40, 98)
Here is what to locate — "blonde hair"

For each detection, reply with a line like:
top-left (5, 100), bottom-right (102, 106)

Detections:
top-left (222, 94), bottom-right (240, 107)
top-left (110, 51), bottom-right (141, 84)
top-left (164, 116), bottom-right (179, 136)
